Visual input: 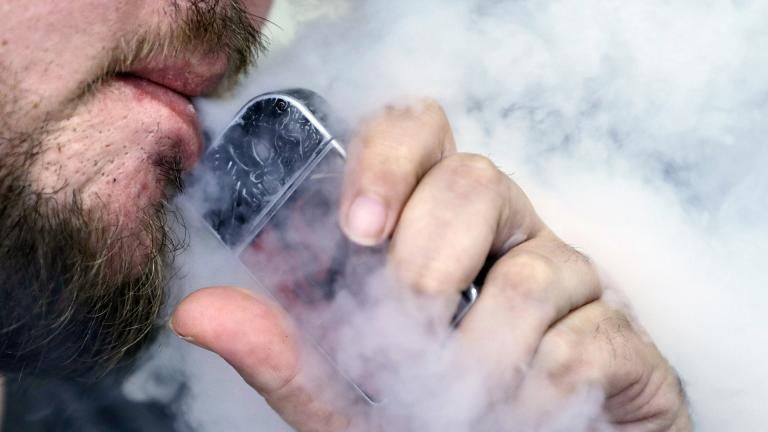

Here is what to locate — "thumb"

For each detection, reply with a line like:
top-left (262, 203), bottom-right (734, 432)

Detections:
top-left (170, 286), bottom-right (363, 431)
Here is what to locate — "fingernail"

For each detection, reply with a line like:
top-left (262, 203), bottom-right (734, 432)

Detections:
top-left (168, 317), bottom-right (195, 343)
top-left (346, 194), bottom-right (387, 245)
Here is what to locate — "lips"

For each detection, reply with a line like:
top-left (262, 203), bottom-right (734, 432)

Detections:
top-left (129, 55), bottom-right (229, 97)
top-left (118, 54), bottom-right (230, 170)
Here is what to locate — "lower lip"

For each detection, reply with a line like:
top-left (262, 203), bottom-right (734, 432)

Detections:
top-left (116, 75), bottom-right (202, 168)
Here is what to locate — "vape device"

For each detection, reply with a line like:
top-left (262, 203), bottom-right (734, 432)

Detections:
top-left (187, 89), bottom-right (478, 403)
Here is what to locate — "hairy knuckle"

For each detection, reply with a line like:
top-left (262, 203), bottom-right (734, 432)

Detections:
top-left (559, 243), bottom-right (603, 298)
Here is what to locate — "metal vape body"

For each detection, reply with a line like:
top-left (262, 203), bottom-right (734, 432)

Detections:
top-left (196, 89), bottom-right (346, 251)
top-left (188, 89), bottom-right (478, 403)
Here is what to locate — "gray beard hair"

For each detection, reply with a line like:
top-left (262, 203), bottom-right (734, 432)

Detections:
top-left (0, 92), bottom-right (178, 380)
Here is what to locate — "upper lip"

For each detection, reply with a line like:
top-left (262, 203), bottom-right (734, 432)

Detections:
top-left (126, 53), bottom-right (230, 98)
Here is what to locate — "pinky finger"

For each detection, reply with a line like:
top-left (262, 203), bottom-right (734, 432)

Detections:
top-left (513, 301), bottom-right (691, 431)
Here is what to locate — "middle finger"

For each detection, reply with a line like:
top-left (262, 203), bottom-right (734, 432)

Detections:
top-left (389, 152), bottom-right (544, 323)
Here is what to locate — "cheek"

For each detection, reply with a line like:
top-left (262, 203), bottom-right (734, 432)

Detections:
top-left (0, 1), bottom-right (212, 132)
top-left (0, 1), bottom-right (146, 129)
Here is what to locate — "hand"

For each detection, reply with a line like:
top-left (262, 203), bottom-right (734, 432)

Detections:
top-left (170, 101), bottom-right (692, 431)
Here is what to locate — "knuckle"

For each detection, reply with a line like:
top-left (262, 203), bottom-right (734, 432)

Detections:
top-left (419, 97), bottom-right (443, 112)
top-left (491, 252), bottom-right (559, 302)
top-left (413, 273), bottom-right (456, 297)
top-left (378, 98), bottom-right (447, 128)
top-left (440, 153), bottom-right (506, 199)
top-left (418, 98), bottom-right (450, 127)
top-left (539, 329), bottom-right (589, 386)
top-left (355, 99), bottom-right (453, 161)
top-left (398, 257), bottom-right (463, 297)
top-left (559, 242), bottom-right (603, 298)
top-left (595, 311), bottom-right (638, 355)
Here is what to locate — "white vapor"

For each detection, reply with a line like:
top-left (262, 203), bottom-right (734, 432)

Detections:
top-left (125, 0), bottom-right (768, 430)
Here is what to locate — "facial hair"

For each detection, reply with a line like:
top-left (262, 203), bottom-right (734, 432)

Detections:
top-left (0, 120), bottom-right (175, 378)
top-left (0, 0), bottom-right (267, 379)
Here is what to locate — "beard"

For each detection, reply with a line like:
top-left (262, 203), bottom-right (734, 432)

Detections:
top-left (0, 0), bottom-right (267, 380)
top-left (0, 124), bottom-right (179, 379)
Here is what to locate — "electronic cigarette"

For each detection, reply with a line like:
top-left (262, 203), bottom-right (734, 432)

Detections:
top-left (186, 89), bottom-right (478, 403)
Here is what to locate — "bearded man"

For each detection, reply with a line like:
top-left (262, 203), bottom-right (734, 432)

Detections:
top-left (0, 1), bottom-right (691, 430)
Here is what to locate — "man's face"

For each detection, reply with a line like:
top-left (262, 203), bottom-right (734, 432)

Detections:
top-left (0, 0), bottom-right (271, 377)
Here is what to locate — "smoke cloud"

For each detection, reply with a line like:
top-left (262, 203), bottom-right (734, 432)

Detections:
top-left (125, 0), bottom-right (768, 430)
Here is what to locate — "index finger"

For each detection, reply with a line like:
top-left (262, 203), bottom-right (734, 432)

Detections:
top-left (339, 100), bottom-right (456, 246)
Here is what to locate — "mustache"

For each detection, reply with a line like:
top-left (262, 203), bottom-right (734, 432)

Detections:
top-left (83, 0), bottom-right (270, 99)
top-left (175, 0), bottom-right (271, 79)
